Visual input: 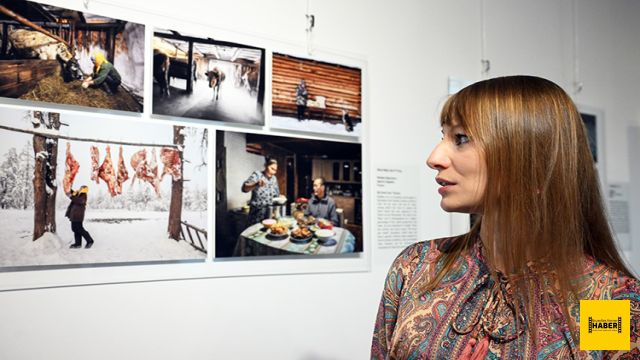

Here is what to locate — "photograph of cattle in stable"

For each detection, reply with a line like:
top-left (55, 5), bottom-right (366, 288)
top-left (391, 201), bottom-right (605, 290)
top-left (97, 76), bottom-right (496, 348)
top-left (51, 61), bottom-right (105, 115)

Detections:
top-left (0, 107), bottom-right (208, 268)
top-left (152, 28), bottom-right (265, 125)
top-left (215, 130), bottom-right (362, 258)
top-left (0, 0), bottom-right (144, 112)
top-left (272, 53), bottom-right (362, 137)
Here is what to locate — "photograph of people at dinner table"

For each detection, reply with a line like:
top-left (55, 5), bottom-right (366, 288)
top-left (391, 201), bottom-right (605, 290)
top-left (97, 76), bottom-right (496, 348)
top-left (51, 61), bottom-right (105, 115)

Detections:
top-left (215, 130), bottom-right (363, 258)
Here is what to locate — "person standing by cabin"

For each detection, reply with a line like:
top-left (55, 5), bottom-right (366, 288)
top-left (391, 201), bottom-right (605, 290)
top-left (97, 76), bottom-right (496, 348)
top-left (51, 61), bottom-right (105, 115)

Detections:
top-left (65, 185), bottom-right (95, 249)
top-left (295, 79), bottom-right (308, 120)
top-left (82, 52), bottom-right (122, 95)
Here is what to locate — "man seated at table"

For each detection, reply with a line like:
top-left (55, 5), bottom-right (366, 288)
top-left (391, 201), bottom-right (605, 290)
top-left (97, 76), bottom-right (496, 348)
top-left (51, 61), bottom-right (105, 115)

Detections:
top-left (304, 177), bottom-right (340, 226)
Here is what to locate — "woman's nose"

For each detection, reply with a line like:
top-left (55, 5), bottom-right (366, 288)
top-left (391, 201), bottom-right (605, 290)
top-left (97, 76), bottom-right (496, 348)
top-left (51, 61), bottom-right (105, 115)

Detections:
top-left (426, 142), bottom-right (449, 170)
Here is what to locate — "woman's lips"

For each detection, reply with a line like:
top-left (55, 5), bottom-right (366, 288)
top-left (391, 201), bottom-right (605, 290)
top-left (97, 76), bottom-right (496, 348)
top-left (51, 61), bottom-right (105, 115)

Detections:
top-left (436, 178), bottom-right (456, 195)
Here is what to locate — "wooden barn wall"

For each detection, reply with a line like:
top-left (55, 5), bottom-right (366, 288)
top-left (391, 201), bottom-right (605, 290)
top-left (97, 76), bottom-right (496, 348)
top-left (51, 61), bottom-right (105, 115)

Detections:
top-left (0, 59), bottom-right (58, 97)
top-left (272, 54), bottom-right (361, 122)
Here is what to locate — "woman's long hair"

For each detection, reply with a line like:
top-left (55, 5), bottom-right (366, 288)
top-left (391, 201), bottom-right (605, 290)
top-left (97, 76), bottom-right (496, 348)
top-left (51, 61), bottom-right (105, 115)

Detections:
top-left (428, 75), bottom-right (635, 344)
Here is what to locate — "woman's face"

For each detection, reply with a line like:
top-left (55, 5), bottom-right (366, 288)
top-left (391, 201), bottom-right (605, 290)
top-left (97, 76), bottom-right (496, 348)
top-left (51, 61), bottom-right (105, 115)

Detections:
top-left (427, 122), bottom-right (486, 213)
top-left (265, 163), bottom-right (278, 177)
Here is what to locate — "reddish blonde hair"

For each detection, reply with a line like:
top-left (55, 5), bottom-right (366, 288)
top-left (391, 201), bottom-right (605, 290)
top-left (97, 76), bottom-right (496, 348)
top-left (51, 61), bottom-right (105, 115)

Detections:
top-left (428, 75), bottom-right (634, 343)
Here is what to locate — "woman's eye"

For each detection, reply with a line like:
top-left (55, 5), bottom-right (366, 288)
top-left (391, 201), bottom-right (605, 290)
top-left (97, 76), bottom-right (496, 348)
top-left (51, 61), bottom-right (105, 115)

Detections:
top-left (454, 133), bottom-right (470, 145)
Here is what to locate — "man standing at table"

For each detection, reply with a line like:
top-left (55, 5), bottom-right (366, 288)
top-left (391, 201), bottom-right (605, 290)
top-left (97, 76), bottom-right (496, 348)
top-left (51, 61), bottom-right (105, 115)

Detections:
top-left (305, 177), bottom-right (339, 226)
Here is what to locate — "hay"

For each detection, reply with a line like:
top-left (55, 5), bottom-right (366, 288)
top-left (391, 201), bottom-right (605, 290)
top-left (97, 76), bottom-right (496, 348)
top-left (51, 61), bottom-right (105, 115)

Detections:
top-left (20, 71), bottom-right (142, 113)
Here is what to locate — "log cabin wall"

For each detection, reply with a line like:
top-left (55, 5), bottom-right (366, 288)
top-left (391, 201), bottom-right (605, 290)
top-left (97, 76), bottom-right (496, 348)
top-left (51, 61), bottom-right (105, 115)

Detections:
top-left (272, 53), bottom-right (361, 123)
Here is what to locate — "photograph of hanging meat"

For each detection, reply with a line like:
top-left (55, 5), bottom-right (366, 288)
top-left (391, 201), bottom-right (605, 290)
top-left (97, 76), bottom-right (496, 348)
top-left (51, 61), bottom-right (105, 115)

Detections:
top-left (62, 142), bottom-right (80, 194)
top-left (90, 146), bottom-right (100, 184)
top-left (98, 145), bottom-right (117, 197)
top-left (130, 148), bottom-right (147, 184)
top-left (160, 147), bottom-right (182, 181)
top-left (148, 148), bottom-right (161, 195)
top-left (130, 148), bottom-right (160, 196)
top-left (115, 146), bottom-right (129, 195)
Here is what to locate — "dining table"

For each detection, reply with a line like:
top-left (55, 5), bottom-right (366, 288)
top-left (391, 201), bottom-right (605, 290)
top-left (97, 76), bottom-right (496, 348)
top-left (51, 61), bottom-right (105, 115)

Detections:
top-left (233, 217), bottom-right (356, 256)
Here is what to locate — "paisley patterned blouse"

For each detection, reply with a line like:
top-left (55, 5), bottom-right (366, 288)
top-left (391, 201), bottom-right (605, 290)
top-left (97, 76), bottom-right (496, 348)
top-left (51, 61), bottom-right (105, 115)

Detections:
top-left (371, 237), bottom-right (640, 359)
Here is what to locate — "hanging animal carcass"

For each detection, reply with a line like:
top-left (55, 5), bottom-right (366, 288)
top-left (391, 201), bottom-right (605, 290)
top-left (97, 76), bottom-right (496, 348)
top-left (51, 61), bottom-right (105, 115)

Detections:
top-left (8, 29), bottom-right (83, 82)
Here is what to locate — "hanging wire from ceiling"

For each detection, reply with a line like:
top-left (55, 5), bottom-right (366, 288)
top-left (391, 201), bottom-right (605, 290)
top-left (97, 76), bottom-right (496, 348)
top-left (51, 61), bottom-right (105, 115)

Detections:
top-left (479, 0), bottom-right (490, 78)
top-left (571, 0), bottom-right (583, 94)
top-left (305, 0), bottom-right (315, 56)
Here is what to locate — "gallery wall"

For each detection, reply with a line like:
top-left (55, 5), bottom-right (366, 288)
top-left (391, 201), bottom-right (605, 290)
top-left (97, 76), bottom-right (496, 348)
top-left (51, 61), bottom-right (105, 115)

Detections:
top-left (0, 0), bottom-right (639, 359)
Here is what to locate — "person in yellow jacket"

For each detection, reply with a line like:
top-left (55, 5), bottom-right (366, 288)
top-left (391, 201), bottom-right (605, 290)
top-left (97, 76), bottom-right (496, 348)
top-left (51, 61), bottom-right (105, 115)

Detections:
top-left (65, 185), bottom-right (95, 249)
top-left (82, 51), bottom-right (122, 95)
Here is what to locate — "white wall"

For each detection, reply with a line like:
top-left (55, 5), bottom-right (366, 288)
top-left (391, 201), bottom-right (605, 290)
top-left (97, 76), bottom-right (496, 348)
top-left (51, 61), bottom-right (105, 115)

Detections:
top-left (0, 1), bottom-right (638, 359)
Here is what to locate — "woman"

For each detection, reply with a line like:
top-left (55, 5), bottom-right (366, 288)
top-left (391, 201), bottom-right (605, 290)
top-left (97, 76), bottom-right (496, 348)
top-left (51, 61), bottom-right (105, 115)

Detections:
top-left (371, 76), bottom-right (639, 359)
top-left (82, 51), bottom-right (122, 95)
top-left (65, 185), bottom-right (95, 249)
top-left (242, 158), bottom-right (280, 225)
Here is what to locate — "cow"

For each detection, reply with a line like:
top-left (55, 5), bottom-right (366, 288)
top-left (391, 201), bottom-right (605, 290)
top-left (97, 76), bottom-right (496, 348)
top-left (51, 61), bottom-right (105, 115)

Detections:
top-left (205, 67), bottom-right (225, 100)
top-left (8, 29), bottom-right (83, 82)
top-left (153, 52), bottom-right (170, 97)
top-left (242, 67), bottom-right (259, 96)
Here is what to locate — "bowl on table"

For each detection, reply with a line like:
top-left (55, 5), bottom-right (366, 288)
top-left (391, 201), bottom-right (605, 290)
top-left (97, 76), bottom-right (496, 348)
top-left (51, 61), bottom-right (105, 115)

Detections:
top-left (315, 229), bottom-right (337, 246)
top-left (261, 219), bottom-right (277, 231)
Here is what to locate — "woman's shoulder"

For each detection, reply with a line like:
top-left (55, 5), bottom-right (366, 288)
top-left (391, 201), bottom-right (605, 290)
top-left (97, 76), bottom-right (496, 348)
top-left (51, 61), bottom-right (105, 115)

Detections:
top-left (389, 236), bottom-right (461, 276)
top-left (581, 259), bottom-right (640, 301)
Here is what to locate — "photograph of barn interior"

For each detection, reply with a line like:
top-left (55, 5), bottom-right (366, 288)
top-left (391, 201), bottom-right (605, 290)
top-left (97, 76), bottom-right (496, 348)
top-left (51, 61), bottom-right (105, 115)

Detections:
top-left (0, 106), bottom-right (208, 267)
top-left (1, 1), bottom-right (639, 359)
top-left (0, 0), bottom-right (144, 112)
top-left (271, 52), bottom-right (362, 137)
top-left (152, 28), bottom-right (265, 125)
top-left (215, 130), bottom-right (362, 257)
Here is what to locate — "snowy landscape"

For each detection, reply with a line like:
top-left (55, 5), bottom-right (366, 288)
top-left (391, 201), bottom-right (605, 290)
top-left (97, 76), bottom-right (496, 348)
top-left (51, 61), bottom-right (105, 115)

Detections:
top-left (0, 210), bottom-right (205, 267)
top-left (0, 107), bottom-right (208, 268)
top-left (271, 115), bottom-right (362, 137)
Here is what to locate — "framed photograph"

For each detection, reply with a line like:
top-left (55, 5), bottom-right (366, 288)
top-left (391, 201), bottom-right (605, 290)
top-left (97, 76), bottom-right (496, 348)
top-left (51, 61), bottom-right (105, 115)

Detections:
top-left (152, 28), bottom-right (265, 125)
top-left (271, 52), bottom-right (362, 137)
top-left (0, 106), bottom-right (208, 269)
top-left (215, 129), bottom-right (363, 258)
top-left (578, 105), bottom-right (606, 188)
top-left (0, 0), bottom-right (145, 112)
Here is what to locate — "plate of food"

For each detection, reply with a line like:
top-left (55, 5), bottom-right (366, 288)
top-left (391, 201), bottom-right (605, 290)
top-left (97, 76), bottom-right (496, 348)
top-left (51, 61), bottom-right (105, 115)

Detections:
top-left (290, 226), bottom-right (313, 243)
top-left (266, 223), bottom-right (289, 240)
top-left (317, 218), bottom-right (334, 229)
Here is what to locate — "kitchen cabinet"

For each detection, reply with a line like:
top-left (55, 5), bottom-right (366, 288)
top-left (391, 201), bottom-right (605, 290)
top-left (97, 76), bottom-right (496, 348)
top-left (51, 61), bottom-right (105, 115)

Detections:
top-left (312, 159), bottom-right (362, 184)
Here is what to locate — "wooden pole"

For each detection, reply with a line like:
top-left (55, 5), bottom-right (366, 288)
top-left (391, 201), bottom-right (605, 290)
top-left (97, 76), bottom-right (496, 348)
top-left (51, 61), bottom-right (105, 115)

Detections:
top-left (186, 41), bottom-right (194, 94)
top-left (0, 5), bottom-right (72, 49)
top-left (32, 112), bottom-right (46, 240)
top-left (167, 126), bottom-right (185, 240)
top-left (0, 124), bottom-right (178, 148)
top-left (44, 112), bottom-right (60, 235)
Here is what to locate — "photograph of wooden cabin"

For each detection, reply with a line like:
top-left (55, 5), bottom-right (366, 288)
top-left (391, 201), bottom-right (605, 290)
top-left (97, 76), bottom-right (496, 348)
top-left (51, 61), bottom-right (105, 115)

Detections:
top-left (215, 129), bottom-right (362, 258)
top-left (0, 107), bottom-right (208, 268)
top-left (0, 0), bottom-right (144, 112)
top-left (152, 28), bottom-right (265, 125)
top-left (271, 53), bottom-right (362, 137)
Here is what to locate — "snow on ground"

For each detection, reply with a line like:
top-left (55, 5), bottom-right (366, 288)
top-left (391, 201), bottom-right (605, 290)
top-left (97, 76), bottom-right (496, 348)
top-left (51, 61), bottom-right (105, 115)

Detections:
top-left (0, 209), bottom-right (207, 267)
top-left (271, 115), bottom-right (362, 137)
